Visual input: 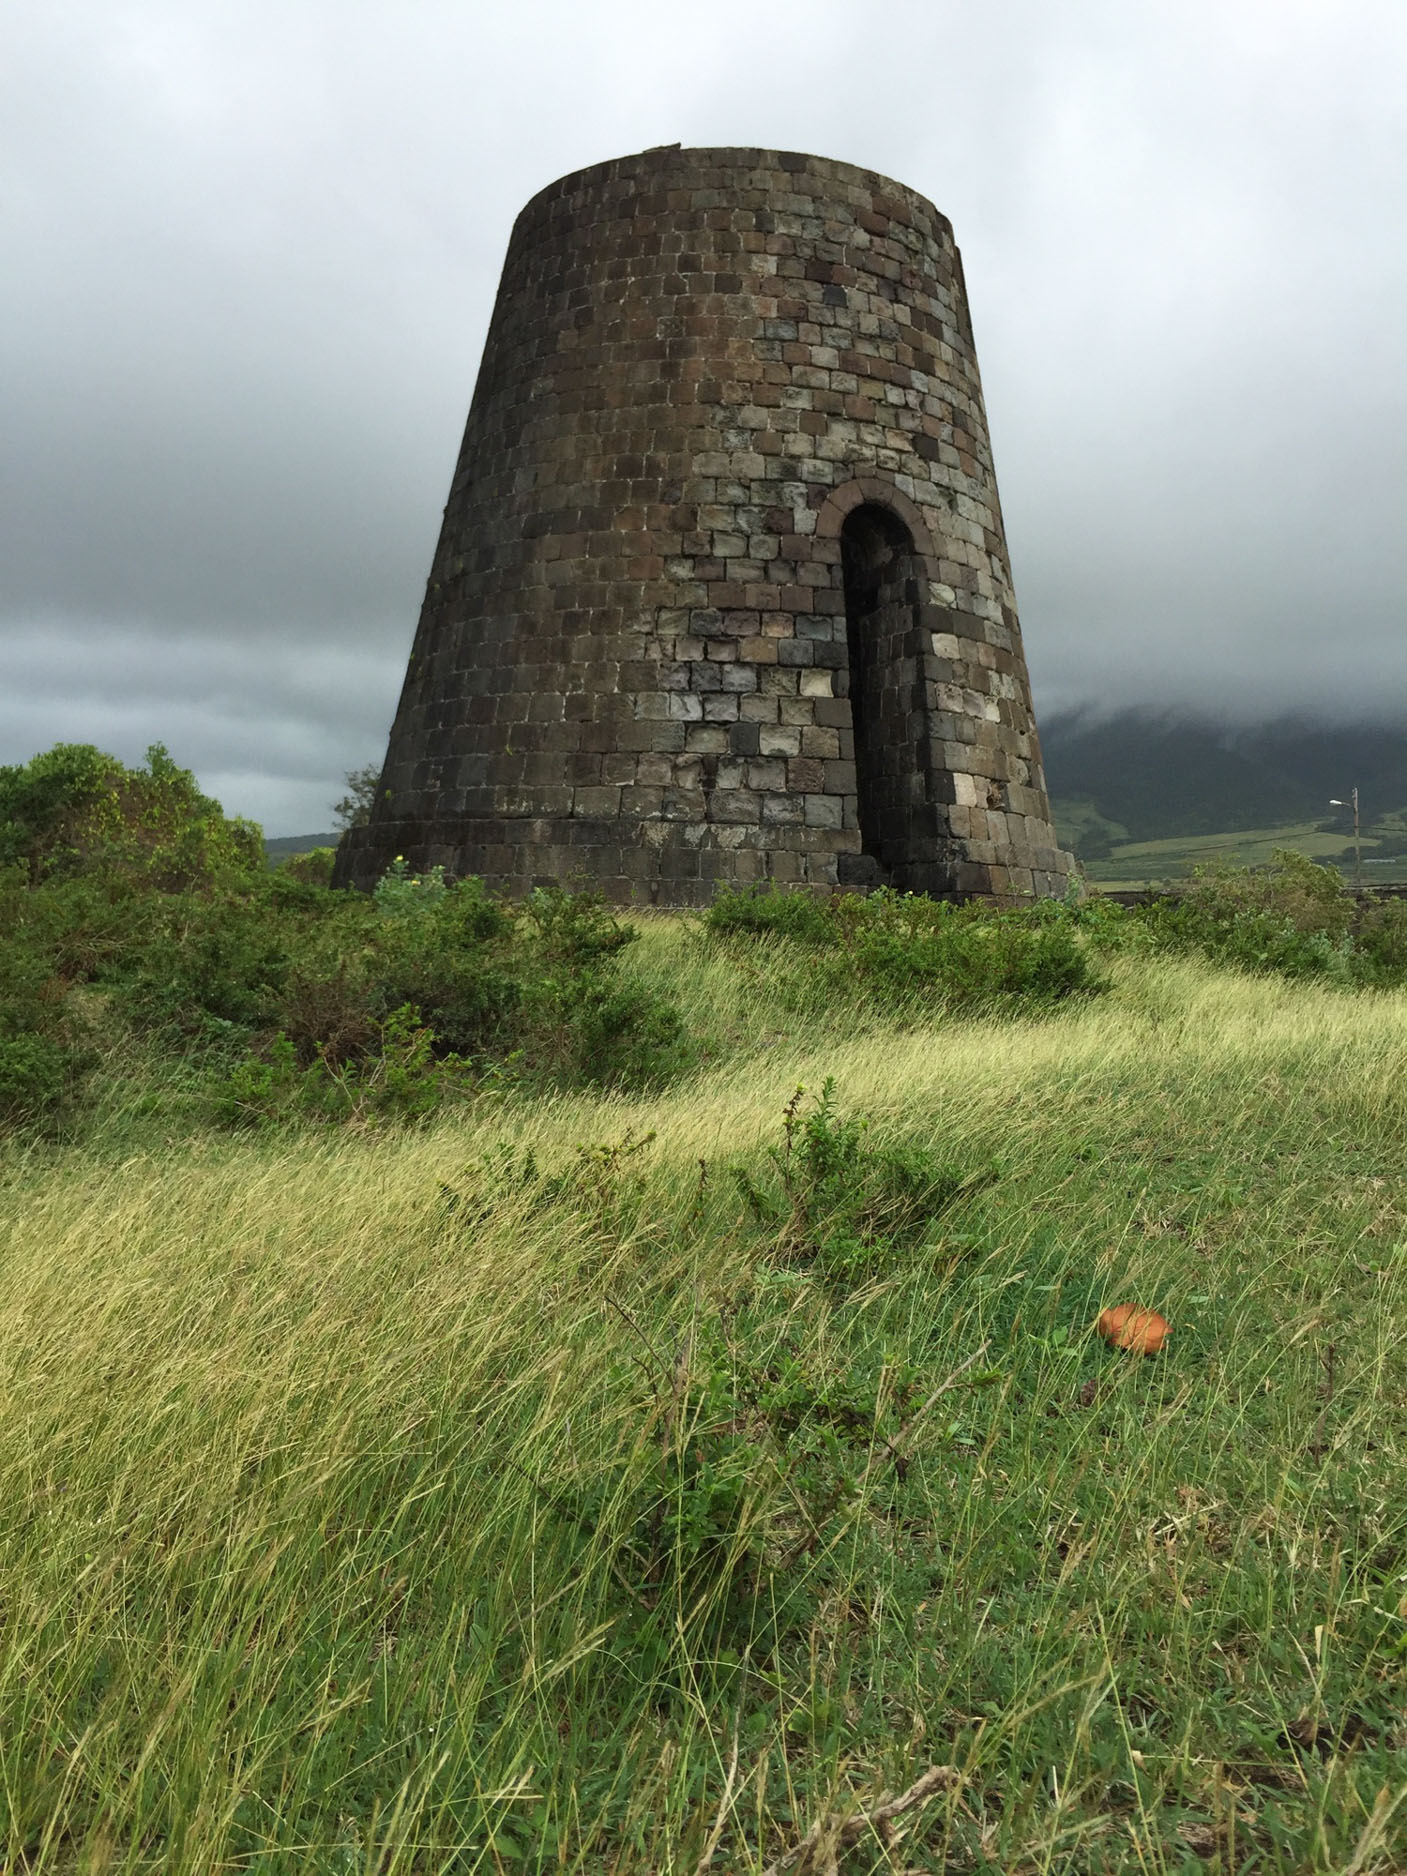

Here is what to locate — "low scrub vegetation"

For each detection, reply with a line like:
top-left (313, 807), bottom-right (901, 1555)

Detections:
top-left (1135, 848), bottom-right (1407, 987)
top-left (7, 746), bottom-right (1405, 1146)
top-left (707, 854), bottom-right (1407, 1003)
top-left (1, 747), bottom-right (693, 1135)
top-left (704, 882), bottom-right (1105, 1010)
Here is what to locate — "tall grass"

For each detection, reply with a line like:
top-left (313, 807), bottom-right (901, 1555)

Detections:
top-left (2, 943), bottom-right (1405, 1873)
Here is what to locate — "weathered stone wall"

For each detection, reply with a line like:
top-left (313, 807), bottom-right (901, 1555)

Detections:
top-left (335, 146), bottom-right (1073, 903)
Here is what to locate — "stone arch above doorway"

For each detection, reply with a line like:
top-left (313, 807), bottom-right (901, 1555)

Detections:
top-left (813, 476), bottom-right (940, 562)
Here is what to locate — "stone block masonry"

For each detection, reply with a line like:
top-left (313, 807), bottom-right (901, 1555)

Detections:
top-left (334, 146), bottom-right (1074, 904)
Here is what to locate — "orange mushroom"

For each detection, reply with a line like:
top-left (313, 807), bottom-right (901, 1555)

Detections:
top-left (1096, 1303), bottom-right (1171, 1355)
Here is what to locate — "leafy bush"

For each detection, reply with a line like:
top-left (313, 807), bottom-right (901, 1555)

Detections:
top-left (0, 743), bottom-right (261, 890)
top-left (372, 855), bottom-right (451, 917)
top-left (116, 893), bottom-right (295, 1045)
top-left (1134, 849), bottom-right (1407, 988)
top-left (122, 868), bottom-right (689, 1115)
top-left (1357, 897), bottom-right (1407, 985)
top-left (594, 1300), bottom-right (1002, 1675)
top-left (275, 845), bottom-right (336, 886)
top-left (0, 1030), bottom-right (82, 1132)
top-left (0, 886), bottom-right (93, 1131)
top-left (0, 745), bottom-right (271, 1127)
top-left (705, 884), bottom-right (835, 943)
top-left (364, 877), bottom-right (687, 1087)
top-left (706, 883), bottom-right (1103, 1011)
top-left (352, 877), bottom-right (520, 1060)
top-left (563, 976), bottom-right (692, 1087)
top-left (0, 741), bottom-right (696, 1137)
top-left (220, 1005), bottom-right (472, 1128)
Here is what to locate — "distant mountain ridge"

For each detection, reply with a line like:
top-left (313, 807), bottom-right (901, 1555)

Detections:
top-left (1041, 711), bottom-right (1407, 845)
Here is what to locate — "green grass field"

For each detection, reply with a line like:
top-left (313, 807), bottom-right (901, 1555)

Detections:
top-left (1071, 822), bottom-right (1407, 892)
top-left (3, 928), bottom-right (1405, 1873)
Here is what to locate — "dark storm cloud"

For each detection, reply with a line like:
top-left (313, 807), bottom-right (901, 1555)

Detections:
top-left (3, 0), bottom-right (1403, 829)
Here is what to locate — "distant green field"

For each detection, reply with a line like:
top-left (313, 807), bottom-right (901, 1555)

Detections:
top-left (1074, 821), bottom-right (1407, 890)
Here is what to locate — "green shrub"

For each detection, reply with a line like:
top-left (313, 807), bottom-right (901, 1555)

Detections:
top-left (1352, 896), bottom-right (1407, 987)
top-left (595, 1299), bottom-right (999, 1673)
top-left (495, 885), bottom-right (689, 1087)
top-left (1133, 850), bottom-right (1407, 989)
top-left (839, 890), bottom-right (1099, 1004)
top-left (9, 874), bottom-right (150, 982)
top-left (457, 1090), bottom-right (1000, 1667)
top-left (706, 882), bottom-right (835, 943)
top-left (0, 907), bottom-right (93, 1131)
top-left (0, 743), bottom-right (261, 890)
top-left (560, 976), bottom-right (691, 1087)
top-left (187, 872), bottom-right (690, 1119)
top-left (361, 887), bottom-right (520, 1060)
top-left (275, 845), bottom-right (336, 886)
top-left (372, 855), bottom-right (451, 917)
top-left (0, 1032), bottom-right (77, 1130)
top-left (1, 756), bottom-right (696, 1133)
top-left (706, 884), bottom-right (1103, 1011)
top-left (220, 1005), bottom-right (471, 1128)
top-left (116, 895), bottom-right (295, 1045)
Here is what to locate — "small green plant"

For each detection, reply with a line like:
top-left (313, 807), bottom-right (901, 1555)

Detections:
top-left (221, 1005), bottom-right (470, 1127)
top-left (733, 1079), bottom-right (994, 1283)
top-left (581, 1288), bottom-right (1000, 1666)
top-left (373, 855), bottom-right (449, 916)
top-left (219, 1030), bottom-right (302, 1124)
top-left (442, 1128), bottom-right (657, 1235)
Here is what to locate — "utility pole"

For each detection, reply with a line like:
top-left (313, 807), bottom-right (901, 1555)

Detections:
top-left (1330, 790), bottom-right (1362, 893)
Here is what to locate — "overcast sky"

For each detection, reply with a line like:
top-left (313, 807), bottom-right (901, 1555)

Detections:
top-left (3, 0), bottom-right (1404, 832)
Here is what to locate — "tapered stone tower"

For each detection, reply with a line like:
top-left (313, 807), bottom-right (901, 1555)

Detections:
top-left (335, 146), bottom-right (1073, 903)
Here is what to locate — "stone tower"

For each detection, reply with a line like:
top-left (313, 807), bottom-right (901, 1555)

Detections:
top-left (335, 147), bottom-right (1073, 903)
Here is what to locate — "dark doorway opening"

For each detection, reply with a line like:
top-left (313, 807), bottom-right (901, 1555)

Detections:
top-left (840, 504), bottom-right (927, 881)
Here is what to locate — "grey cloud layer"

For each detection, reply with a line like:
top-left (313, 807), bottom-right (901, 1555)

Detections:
top-left (3, 0), bottom-right (1403, 830)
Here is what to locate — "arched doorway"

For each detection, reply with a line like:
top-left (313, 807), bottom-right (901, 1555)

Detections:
top-left (840, 503), bottom-right (928, 881)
